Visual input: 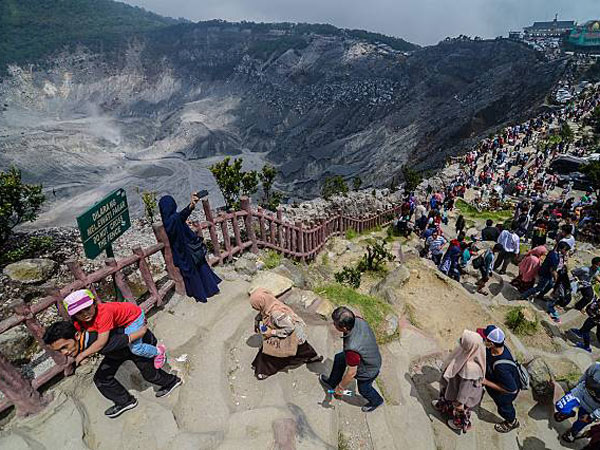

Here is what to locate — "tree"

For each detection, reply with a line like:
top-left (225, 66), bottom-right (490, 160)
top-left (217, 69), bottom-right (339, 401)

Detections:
top-left (259, 164), bottom-right (283, 211)
top-left (582, 161), bottom-right (600, 209)
top-left (321, 176), bottom-right (348, 200)
top-left (240, 170), bottom-right (259, 198)
top-left (401, 165), bottom-right (422, 192)
top-left (0, 167), bottom-right (45, 245)
top-left (559, 123), bottom-right (574, 143)
top-left (209, 157), bottom-right (245, 210)
top-left (352, 176), bottom-right (362, 191)
top-left (139, 190), bottom-right (157, 224)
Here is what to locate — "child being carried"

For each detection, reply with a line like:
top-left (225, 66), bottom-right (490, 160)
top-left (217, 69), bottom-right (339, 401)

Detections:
top-left (63, 289), bottom-right (167, 369)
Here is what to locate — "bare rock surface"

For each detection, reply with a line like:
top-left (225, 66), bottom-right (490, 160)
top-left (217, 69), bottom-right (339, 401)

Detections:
top-left (3, 258), bottom-right (57, 284)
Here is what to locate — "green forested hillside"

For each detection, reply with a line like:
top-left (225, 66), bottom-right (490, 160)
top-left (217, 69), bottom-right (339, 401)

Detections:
top-left (0, 0), bottom-right (179, 71)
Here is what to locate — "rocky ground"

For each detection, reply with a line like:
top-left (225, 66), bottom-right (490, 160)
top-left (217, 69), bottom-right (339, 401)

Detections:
top-left (0, 210), bottom-right (596, 448)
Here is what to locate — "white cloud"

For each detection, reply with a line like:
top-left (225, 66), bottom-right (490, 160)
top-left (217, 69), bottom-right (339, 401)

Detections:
top-left (121, 0), bottom-right (599, 45)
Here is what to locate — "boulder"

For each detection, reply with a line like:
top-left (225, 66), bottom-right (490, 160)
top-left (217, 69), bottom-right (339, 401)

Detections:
top-left (271, 259), bottom-right (306, 289)
top-left (370, 265), bottom-right (411, 305)
top-left (314, 298), bottom-right (334, 320)
top-left (384, 314), bottom-right (399, 337)
top-left (526, 357), bottom-right (555, 399)
top-left (283, 288), bottom-right (321, 310)
top-left (0, 326), bottom-right (37, 362)
top-left (248, 272), bottom-right (294, 297)
top-left (3, 259), bottom-right (56, 284)
top-left (234, 255), bottom-right (258, 276)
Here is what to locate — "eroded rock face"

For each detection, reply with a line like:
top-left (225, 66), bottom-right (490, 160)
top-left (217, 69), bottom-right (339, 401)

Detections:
top-left (3, 259), bottom-right (57, 284)
top-left (526, 357), bottom-right (555, 399)
top-left (370, 265), bottom-right (411, 305)
top-left (248, 272), bottom-right (294, 297)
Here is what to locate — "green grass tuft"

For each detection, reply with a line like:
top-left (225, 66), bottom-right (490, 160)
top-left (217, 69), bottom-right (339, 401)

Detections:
top-left (345, 228), bottom-right (359, 240)
top-left (505, 307), bottom-right (539, 336)
top-left (262, 250), bottom-right (282, 269)
top-left (455, 198), bottom-right (513, 223)
top-left (316, 283), bottom-right (394, 342)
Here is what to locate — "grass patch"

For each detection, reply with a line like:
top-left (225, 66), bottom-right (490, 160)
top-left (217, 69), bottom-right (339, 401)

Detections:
top-left (556, 371), bottom-right (582, 390)
top-left (403, 303), bottom-right (420, 328)
top-left (505, 307), bottom-right (539, 336)
top-left (345, 228), bottom-right (359, 240)
top-left (316, 283), bottom-right (395, 342)
top-left (262, 250), bottom-right (282, 269)
top-left (455, 198), bottom-right (513, 223)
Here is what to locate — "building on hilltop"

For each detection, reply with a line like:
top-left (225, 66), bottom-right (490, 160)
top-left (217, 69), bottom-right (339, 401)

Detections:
top-left (524, 16), bottom-right (576, 38)
top-left (566, 20), bottom-right (600, 53)
top-left (508, 31), bottom-right (522, 41)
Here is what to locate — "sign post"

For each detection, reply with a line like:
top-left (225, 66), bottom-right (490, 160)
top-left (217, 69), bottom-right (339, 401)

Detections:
top-left (77, 188), bottom-right (132, 301)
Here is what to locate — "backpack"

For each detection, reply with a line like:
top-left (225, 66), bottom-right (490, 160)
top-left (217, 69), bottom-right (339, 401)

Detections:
top-left (492, 359), bottom-right (530, 391)
top-left (472, 255), bottom-right (484, 269)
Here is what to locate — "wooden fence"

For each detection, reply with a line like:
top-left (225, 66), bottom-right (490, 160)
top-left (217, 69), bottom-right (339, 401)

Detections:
top-left (0, 196), bottom-right (399, 417)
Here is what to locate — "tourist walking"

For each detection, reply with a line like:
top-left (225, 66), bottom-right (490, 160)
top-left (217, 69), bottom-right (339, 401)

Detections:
top-left (319, 307), bottom-right (384, 412)
top-left (510, 246), bottom-right (547, 293)
top-left (43, 321), bottom-right (181, 418)
top-left (432, 330), bottom-right (485, 434)
top-left (521, 241), bottom-right (569, 303)
top-left (555, 362), bottom-right (600, 443)
top-left (249, 288), bottom-right (322, 380)
top-left (573, 257), bottom-right (600, 312)
top-left (477, 325), bottom-right (520, 433)
top-left (494, 223), bottom-right (520, 275)
top-left (474, 244), bottom-right (503, 295)
top-left (158, 194), bottom-right (222, 302)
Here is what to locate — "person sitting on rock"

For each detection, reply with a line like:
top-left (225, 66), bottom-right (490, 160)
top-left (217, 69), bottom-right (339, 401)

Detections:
top-left (432, 330), bottom-right (485, 434)
top-left (249, 288), bottom-right (322, 380)
top-left (319, 307), bottom-right (384, 413)
top-left (477, 325), bottom-right (520, 433)
top-left (43, 321), bottom-right (181, 418)
top-left (555, 362), bottom-right (600, 443)
top-left (63, 289), bottom-right (167, 369)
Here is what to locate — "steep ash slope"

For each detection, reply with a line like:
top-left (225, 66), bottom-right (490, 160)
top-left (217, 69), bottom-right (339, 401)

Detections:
top-left (0, 19), bottom-right (565, 225)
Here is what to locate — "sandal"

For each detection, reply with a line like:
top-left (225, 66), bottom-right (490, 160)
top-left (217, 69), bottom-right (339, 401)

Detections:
top-left (494, 419), bottom-right (520, 433)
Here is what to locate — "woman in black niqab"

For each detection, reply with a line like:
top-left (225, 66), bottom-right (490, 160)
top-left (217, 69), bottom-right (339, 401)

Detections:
top-left (158, 194), bottom-right (221, 303)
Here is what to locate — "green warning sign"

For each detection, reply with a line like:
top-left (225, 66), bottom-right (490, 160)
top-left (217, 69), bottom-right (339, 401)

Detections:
top-left (77, 189), bottom-right (131, 259)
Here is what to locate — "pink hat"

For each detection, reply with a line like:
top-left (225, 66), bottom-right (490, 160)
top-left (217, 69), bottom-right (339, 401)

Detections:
top-left (63, 289), bottom-right (95, 316)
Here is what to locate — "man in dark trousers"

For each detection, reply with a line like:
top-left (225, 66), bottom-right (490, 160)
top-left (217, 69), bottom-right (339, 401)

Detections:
top-left (43, 321), bottom-right (181, 418)
top-left (477, 325), bottom-right (520, 433)
top-left (319, 306), bottom-right (384, 412)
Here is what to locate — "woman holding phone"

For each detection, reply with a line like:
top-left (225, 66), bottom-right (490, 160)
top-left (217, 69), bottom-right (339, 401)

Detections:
top-left (159, 192), bottom-right (222, 303)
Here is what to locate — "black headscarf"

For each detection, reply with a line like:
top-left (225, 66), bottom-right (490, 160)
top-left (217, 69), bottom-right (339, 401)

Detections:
top-left (158, 196), bottom-right (199, 273)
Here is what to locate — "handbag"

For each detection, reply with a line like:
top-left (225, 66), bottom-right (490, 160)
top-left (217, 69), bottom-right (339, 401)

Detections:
top-left (187, 238), bottom-right (208, 266)
top-left (262, 330), bottom-right (299, 358)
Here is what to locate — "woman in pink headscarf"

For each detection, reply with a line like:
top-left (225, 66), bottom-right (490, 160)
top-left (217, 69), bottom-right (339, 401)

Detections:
top-left (432, 330), bottom-right (486, 433)
top-left (511, 246), bottom-right (548, 292)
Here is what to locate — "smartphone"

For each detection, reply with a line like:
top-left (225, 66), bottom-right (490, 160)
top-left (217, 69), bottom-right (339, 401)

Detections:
top-left (194, 189), bottom-right (209, 199)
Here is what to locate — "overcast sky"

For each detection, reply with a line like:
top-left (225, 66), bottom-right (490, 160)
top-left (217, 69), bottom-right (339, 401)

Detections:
top-left (121, 0), bottom-right (597, 46)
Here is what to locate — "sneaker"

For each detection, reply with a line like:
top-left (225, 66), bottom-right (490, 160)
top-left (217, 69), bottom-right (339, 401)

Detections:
top-left (319, 374), bottom-right (334, 391)
top-left (154, 344), bottom-right (167, 369)
top-left (494, 419), bottom-right (520, 433)
top-left (570, 328), bottom-right (583, 339)
top-left (155, 376), bottom-right (183, 398)
top-left (561, 429), bottom-right (577, 443)
top-left (104, 398), bottom-right (138, 418)
top-left (549, 313), bottom-right (561, 323)
top-left (361, 402), bottom-right (383, 413)
top-left (576, 342), bottom-right (592, 353)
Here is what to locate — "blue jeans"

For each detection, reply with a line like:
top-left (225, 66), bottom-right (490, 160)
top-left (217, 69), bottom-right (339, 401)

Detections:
top-left (571, 406), bottom-right (592, 435)
top-left (325, 352), bottom-right (383, 407)
top-left (522, 275), bottom-right (554, 300)
top-left (125, 311), bottom-right (159, 358)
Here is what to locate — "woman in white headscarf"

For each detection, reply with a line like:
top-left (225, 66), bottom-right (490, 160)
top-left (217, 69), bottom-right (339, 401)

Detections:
top-left (432, 330), bottom-right (486, 433)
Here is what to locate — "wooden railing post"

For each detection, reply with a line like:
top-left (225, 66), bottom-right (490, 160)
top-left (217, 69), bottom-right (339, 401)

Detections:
top-left (277, 208), bottom-right (284, 248)
top-left (218, 213), bottom-right (233, 262)
top-left (269, 214), bottom-right (276, 246)
top-left (257, 207), bottom-right (267, 243)
top-left (0, 350), bottom-right (51, 417)
top-left (132, 246), bottom-right (160, 306)
top-left (152, 224), bottom-right (186, 295)
top-left (202, 199), bottom-right (222, 260)
top-left (296, 221), bottom-right (305, 262)
top-left (105, 259), bottom-right (135, 303)
top-left (66, 259), bottom-right (100, 301)
top-left (11, 301), bottom-right (67, 367)
top-left (241, 197), bottom-right (259, 254)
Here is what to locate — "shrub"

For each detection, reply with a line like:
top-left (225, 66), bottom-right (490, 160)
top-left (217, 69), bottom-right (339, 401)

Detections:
top-left (345, 228), bottom-right (358, 240)
top-left (140, 190), bottom-right (157, 224)
top-left (0, 167), bottom-right (45, 245)
top-left (357, 240), bottom-right (394, 272)
top-left (401, 165), bottom-right (422, 192)
top-left (259, 165), bottom-right (283, 212)
top-left (321, 175), bottom-right (348, 199)
top-left (263, 250), bottom-right (282, 269)
top-left (505, 307), bottom-right (539, 336)
top-left (0, 235), bottom-right (54, 266)
top-left (334, 266), bottom-right (362, 288)
top-left (352, 176), bottom-right (362, 191)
